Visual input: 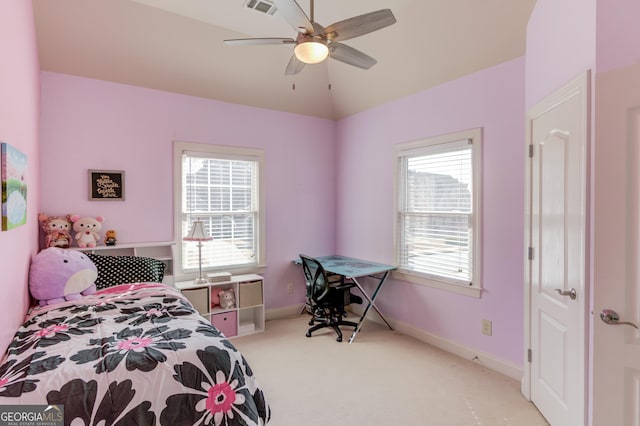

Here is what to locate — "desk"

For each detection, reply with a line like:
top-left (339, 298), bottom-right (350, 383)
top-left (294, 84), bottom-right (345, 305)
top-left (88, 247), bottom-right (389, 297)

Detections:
top-left (298, 255), bottom-right (396, 343)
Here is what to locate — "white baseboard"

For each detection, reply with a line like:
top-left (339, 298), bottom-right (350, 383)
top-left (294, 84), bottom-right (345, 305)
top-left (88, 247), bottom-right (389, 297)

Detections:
top-left (390, 317), bottom-right (523, 381)
top-left (268, 304), bottom-right (523, 381)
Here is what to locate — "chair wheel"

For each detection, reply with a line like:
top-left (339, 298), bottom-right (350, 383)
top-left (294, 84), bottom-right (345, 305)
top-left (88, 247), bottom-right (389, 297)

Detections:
top-left (336, 336), bottom-right (342, 342)
top-left (308, 319), bottom-right (314, 326)
top-left (306, 331), bottom-right (312, 338)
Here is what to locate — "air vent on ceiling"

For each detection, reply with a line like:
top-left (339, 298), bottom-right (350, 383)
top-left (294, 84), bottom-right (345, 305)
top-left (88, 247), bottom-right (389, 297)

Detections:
top-left (244, 0), bottom-right (277, 15)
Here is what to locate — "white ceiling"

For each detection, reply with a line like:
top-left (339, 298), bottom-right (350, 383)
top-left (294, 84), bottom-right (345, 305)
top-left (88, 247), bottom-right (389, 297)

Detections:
top-left (32, 0), bottom-right (536, 120)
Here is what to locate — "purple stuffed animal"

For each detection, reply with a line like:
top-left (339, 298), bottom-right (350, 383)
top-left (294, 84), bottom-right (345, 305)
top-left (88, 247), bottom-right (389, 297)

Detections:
top-left (29, 247), bottom-right (98, 306)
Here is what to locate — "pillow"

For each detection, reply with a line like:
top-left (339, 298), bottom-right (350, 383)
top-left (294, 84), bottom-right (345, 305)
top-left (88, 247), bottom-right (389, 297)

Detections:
top-left (86, 253), bottom-right (166, 290)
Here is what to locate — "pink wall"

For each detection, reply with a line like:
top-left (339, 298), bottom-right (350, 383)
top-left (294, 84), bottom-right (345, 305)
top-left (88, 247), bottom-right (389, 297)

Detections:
top-left (336, 57), bottom-right (527, 365)
top-left (0, 1), bottom-right (41, 355)
top-left (596, 0), bottom-right (640, 73)
top-left (39, 72), bottom-right (336, 310)
top-left (526, 0), bottom-right (596, 108)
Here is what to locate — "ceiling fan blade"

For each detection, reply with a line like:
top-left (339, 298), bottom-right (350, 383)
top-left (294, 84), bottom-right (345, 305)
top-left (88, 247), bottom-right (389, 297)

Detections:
top-left (285, 54), bottom-right (306, 75)
top-left (224, 37), bottom-right (295, 46)
top-left (273, 0), bottom-right (314, 34)
top-left (329, 42), bottom-right (377, 70)
top-left (325, 9), bottom-right (396, 42)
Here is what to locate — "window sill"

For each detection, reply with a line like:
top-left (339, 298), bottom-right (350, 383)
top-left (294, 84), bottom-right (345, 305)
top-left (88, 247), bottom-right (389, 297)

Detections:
top-left (392, 270), bottom-right (482, 298)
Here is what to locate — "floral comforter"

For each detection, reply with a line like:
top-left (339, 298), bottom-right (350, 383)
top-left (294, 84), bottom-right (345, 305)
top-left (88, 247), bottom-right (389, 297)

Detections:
top-left (0, 283), bottom-right (270, 425)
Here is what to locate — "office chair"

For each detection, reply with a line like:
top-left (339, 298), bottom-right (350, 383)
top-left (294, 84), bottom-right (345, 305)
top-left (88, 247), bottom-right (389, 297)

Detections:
top-left (299, 254), bottom-right (360, 342)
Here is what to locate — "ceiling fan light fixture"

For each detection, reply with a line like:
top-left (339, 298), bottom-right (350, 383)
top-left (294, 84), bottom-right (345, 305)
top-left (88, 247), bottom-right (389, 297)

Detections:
top-left (294, 40), bottom-right (329, 64)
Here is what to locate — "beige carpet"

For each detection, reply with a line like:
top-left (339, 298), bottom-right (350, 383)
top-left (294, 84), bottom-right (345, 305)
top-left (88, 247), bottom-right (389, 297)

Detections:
top-left (233, 315), bottom-right (549, 426)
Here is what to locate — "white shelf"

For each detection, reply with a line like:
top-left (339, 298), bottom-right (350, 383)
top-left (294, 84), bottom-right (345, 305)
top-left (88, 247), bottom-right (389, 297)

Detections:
top-left (176, 274), bottom-right (265, 338)
top-left (74, 242), bottom-right (175, 286)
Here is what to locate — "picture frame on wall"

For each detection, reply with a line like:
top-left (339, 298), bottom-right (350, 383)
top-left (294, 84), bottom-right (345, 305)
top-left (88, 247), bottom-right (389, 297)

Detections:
top-left (1, 142), bottom-right (28, 230)
top-left (89, 169), bottom-right (125, 201)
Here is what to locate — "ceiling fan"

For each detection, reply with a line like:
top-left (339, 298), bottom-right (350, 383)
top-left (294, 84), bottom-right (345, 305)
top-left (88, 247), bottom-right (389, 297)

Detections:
top-left (224, 0), bottom-right (396, 75)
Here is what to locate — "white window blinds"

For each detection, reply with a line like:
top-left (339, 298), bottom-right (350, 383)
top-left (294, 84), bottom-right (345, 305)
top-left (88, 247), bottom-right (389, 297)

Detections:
top-left (398, 138), bottom-right (474, 284)
top-left (181, 152), bottom-right (259, 271)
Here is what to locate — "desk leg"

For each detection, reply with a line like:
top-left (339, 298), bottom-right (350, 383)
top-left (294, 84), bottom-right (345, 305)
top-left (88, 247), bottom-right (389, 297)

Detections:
top-left (348, 271), bottom-right (393, 343)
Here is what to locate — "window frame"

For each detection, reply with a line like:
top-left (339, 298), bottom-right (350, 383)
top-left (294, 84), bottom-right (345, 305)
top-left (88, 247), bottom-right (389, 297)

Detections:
top-left (393, 128), bottom-right (482, 298)
top-left (173, 141), bottom-right (266, 281)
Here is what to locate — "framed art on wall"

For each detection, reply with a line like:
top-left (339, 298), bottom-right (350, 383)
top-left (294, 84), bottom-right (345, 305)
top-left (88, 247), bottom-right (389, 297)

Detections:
top-left (89, 169), bottom-right (125, 201)
top-left (1, 142), bottom-right (28, 231)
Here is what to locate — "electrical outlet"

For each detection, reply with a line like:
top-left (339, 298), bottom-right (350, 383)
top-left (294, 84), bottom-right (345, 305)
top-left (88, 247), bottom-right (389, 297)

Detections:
top-left (287, 283), bottom-right (293, 294)
top-left (482, 319), bottom-right (492, 336)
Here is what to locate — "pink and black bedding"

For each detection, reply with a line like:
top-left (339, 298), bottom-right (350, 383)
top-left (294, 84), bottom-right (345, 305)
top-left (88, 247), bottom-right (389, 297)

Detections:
top-left (0, 282), bottom-right (270, 425)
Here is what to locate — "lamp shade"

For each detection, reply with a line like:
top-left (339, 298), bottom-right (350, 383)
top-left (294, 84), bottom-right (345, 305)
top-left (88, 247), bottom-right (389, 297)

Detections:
top-left (183, 220), bottom-right (213, 242)
top-left (294, 40), bottom-right (329, 64)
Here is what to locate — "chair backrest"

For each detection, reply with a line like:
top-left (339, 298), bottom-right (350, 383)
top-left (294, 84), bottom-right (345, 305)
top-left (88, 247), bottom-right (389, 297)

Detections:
top-left (299, 254), bottom-right (330, 302)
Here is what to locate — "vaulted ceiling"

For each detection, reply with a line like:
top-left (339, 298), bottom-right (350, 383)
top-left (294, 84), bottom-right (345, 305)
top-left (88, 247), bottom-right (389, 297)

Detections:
top-left (32, 0), bottom-right (536, 120)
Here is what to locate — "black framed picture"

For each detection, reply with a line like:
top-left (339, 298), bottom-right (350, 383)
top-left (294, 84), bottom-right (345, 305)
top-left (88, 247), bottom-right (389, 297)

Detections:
top-left (89, 170), bottom-right (125, 201)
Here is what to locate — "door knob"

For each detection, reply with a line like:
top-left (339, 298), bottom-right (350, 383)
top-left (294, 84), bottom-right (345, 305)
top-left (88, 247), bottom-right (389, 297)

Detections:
top-left (600, 309), bottom-right (639, 329)
top-left (555, 288), bottom-right (577, 300)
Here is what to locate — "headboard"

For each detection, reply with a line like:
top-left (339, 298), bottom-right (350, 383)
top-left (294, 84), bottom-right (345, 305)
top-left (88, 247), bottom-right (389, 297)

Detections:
top-left (73, 242), bottom-right (175, 286)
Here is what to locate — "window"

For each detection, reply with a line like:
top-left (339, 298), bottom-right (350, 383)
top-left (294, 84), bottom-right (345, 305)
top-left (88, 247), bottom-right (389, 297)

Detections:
top-left (394, 128), bottom-right (482, 297)
top-left (174, 142), bottom-right (265, 278)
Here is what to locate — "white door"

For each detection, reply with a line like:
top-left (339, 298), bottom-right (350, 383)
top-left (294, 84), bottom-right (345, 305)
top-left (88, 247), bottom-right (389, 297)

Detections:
top-left (593, 62), bottom-right (640, 426)
top-left (525, 72), bottom-right (589, 426)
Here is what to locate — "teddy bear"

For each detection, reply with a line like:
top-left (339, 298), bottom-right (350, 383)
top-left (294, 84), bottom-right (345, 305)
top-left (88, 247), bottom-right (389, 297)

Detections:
top-left (38, 213), bottom-right (72, 249)
top-left (218, 289), bottom-right (235, 309)
top-left (70, 215), bottom-right (104, 248)
top-left (104, 229), bottom-right (117, 246)
top-left (29, 247), bottom-right (98, 306)
top-left (210, 287), bottom-right (221, 308)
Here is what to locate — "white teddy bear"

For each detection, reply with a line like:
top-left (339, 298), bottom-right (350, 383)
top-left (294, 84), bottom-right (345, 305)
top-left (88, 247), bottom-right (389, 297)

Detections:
top-left (218, 289), bottom-right (236, 309)
top-left (70, 215), bottom-right (104, 248)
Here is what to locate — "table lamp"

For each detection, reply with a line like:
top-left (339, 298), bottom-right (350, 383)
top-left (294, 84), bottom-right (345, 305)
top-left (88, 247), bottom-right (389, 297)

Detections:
top-left (183, 220), bottom-right (213, 284)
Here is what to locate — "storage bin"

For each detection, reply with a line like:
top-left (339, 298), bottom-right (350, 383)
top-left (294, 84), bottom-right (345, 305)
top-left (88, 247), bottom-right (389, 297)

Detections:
top-left (182, 287), bottom-right (209, 315)
top-left (211, 311), bottom-right (237, 337)
top-left (239, 280), bottom-right (263, 308)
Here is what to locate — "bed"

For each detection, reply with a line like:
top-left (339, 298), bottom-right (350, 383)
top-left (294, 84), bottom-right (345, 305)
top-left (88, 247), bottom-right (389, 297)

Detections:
top-left (0, 252), bottom-right (270, 426)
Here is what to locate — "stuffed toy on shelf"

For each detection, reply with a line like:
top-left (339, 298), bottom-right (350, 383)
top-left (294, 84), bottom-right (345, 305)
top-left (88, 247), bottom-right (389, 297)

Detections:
top-left (104, 229), bottom-right (117, 246)
top-left (70, 215), bottom-right (104, 248)
top-left (210, 287), bottom-right (221, 308)
top-left (38, 213), bottom-right (72, 249)
top-left (218, 289), bottom-right (236, 309)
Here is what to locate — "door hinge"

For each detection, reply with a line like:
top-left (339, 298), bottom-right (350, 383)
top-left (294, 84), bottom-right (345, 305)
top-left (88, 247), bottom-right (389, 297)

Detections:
top-left (528, 247), bottom-right (534, 260)
top-left (529, 145), bottom-right (534, 158)
top-left (528, 349), bottom-right (532, 363)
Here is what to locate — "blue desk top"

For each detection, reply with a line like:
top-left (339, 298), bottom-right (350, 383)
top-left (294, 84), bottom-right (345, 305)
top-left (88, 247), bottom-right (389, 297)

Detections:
top-left (311, 255), bottom-right (396, 278)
